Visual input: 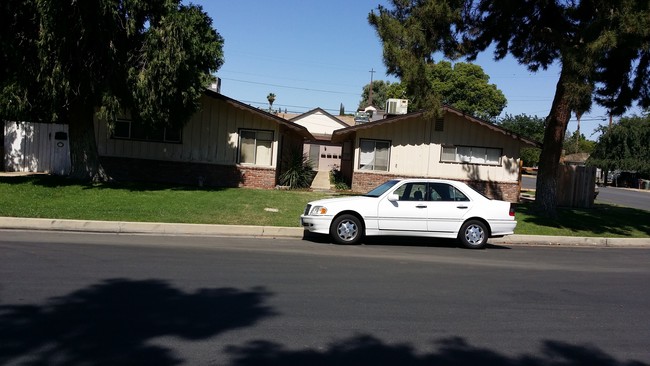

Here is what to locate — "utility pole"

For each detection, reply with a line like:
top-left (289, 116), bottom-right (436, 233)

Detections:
top-left (368, 68), bottom-right (376, 107)
top-left (609, 112), bottom-right (613, 128)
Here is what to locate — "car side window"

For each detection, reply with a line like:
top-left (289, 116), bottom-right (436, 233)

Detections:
top-left (449, 186), bottom-right (469, 201)
top-left (429, 183), bottom-right (469, 202)
top-left (393, 183), bottom-right (427, 201)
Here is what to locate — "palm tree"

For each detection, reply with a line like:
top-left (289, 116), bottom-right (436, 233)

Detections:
top-left (267, 93), bottom-right (276, 112)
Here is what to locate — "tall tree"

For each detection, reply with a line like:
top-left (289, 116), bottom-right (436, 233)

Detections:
top-left (589, 116), bottom-right (650, 176)
top-left (369, 0), bottom-right (650, 216)
top-left (0, 0), bottom-right (224, 181)
top-left (360, 62), bottom-right (506, 121)
top-left (428, 61), bottom-right (506, 121)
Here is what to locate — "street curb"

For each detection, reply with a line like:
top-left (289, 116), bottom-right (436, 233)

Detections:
top-left (0, 217), bottom-right (304, 238)
top-left (490, 235), bottom-right (650, 247)
top-left (0, 217), bottom-right (648, 247)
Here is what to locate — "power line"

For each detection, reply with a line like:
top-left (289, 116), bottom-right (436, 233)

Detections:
top-left (219, 77), bottom-right (359, 96)
top-left (239, 99), bottom-right (341, 114)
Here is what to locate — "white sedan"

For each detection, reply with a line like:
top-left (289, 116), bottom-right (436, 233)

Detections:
top-left (301, 179), bottom-right (516, 249)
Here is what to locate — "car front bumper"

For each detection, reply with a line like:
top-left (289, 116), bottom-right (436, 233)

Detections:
top-left (300, 215), bottom-right (333, 235)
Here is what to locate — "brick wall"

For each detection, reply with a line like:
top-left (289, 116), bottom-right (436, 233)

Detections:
top-left (239, 165), bottom-right (277, 189)
top-left (101, 157), bottom-right (276, 189)
top-left (351, 172), bottom-right (406, 193)
top-left (352, 171), bottom-right (520, 202)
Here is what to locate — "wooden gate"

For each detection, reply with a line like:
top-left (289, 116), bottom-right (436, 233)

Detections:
top-left (3, 121), bottom-right (71, 175)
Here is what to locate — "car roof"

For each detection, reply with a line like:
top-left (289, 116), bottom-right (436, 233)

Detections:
top-left (390, 178), bottom-right (466, 185)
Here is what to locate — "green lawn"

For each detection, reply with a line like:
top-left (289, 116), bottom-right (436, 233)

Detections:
top-left (1, 175), bottom-right (649, 237)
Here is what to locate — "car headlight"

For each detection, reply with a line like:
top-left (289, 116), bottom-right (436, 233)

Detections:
top-left (308, 205), bottom-right (328, 215)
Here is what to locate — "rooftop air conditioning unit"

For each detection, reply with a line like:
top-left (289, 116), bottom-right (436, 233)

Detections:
top-left (385, 98), bottom-right (408, 115)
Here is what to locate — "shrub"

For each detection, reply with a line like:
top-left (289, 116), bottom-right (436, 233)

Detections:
top-left (279, 148), bottom-right (315, 189)
top-left (331, 168), bottom-right (350, 190)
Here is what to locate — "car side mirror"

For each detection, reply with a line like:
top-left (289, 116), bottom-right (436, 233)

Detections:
top-left (387, 193), bottom-right (399, 202)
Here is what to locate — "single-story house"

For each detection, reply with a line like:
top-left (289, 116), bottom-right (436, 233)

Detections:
top-left (288, 108), bottom-right (351, 171)
top-left (331, 106), bottom-right (540, 202)
top-left (95, 89), bottom-right (313, 188)
top-left (3, 89), bottom-right (314, 188)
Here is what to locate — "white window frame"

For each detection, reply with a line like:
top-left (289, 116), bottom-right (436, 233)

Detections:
top-left (358, 139), bottom-right (390, 171)
top-left (238, 129), bottom-right (274, 166)
top-left (441, 145), bottom-right (502, 165)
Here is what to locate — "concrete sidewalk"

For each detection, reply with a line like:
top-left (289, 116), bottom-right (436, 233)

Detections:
top-left (1, 216), bottom-right (649, 248)
top-left (310, 170), bottom-right (332, 191)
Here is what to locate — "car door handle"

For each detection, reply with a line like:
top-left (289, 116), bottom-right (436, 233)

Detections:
top-left (416, 205), bottom-right (427, 208)
top-left (457, 205), bottom-right (468, 209)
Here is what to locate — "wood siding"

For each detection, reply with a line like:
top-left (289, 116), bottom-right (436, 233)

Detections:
top-left (95, 95), bottom-right (280, 168)
top-left (353, 112), bottom-right (522, 183)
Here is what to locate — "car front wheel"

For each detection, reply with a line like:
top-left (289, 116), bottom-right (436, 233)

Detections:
top-left (330, 214), bottom-right (363, 245)
top-left (458, 220), bottom-right (488, 249)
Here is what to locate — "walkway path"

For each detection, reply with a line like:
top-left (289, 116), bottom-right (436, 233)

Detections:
top-left (310, 170), bottom-right (332, 191)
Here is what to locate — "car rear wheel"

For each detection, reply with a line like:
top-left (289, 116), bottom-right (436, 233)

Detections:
top-left (458, 220), bottom-right (488, 249)
top-left (330, 214), bottom-right (363, 245)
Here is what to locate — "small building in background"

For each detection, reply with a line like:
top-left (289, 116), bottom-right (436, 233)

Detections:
top-left (289, 108), bottom-right (351, 172)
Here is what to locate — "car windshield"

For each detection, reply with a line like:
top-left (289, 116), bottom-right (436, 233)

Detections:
top-left (364, 180), bottom-right (399, 197)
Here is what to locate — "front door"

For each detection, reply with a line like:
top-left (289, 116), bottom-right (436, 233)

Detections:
top-left (377, 182), bottom-right (429, 231)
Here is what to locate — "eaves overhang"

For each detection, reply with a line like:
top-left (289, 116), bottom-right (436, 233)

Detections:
top-left (203, 88), bottom-right (314, 140)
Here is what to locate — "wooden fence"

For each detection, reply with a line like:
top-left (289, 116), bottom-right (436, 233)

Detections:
top-left (557, 165), bottom-right (597, 208)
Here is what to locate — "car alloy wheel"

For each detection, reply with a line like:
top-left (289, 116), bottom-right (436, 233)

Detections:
top-left (330, 214), bottom-right (363, 245)
top-left (459, 220), bottom-right (488, 249)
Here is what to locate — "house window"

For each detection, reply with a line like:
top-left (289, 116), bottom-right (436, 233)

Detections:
top-left (239, 129), bottom-right (274, 166)
top-left (111, 118), bottom-right (182, 143)
top-left (359, 139), bottom-right (390, 171)
top-left (441, 145), bottom-right (501, 165)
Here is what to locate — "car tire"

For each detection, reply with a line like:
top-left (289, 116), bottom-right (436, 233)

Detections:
top-left (330, 214), bottom-right (363, 245)
top-left (458, 220), bottom-right (488, 249)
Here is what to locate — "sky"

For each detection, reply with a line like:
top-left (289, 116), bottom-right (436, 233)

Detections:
top-left (191, 0), bottom-right (642, 140)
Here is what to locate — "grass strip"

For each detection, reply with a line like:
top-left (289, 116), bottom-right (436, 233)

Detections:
top-left (1, 175), bottom-right (648, 237)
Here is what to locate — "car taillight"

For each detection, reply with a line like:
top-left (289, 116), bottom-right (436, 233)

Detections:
top-left (509, 203), bottom-right (516, 217)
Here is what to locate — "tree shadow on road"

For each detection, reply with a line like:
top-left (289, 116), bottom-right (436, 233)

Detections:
top-left (0, 278), bottom-right (275, 365)
top-left (226, 334), bottom-right (648, 366)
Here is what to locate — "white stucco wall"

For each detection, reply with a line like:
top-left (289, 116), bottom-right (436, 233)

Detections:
top-left (292, 110), bottom-right (347, 136)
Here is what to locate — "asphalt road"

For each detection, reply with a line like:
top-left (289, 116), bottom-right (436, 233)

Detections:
top-left (1, 231), bottom-right (649, 365)
top-left (522, 175), bottom-right (650, 211)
